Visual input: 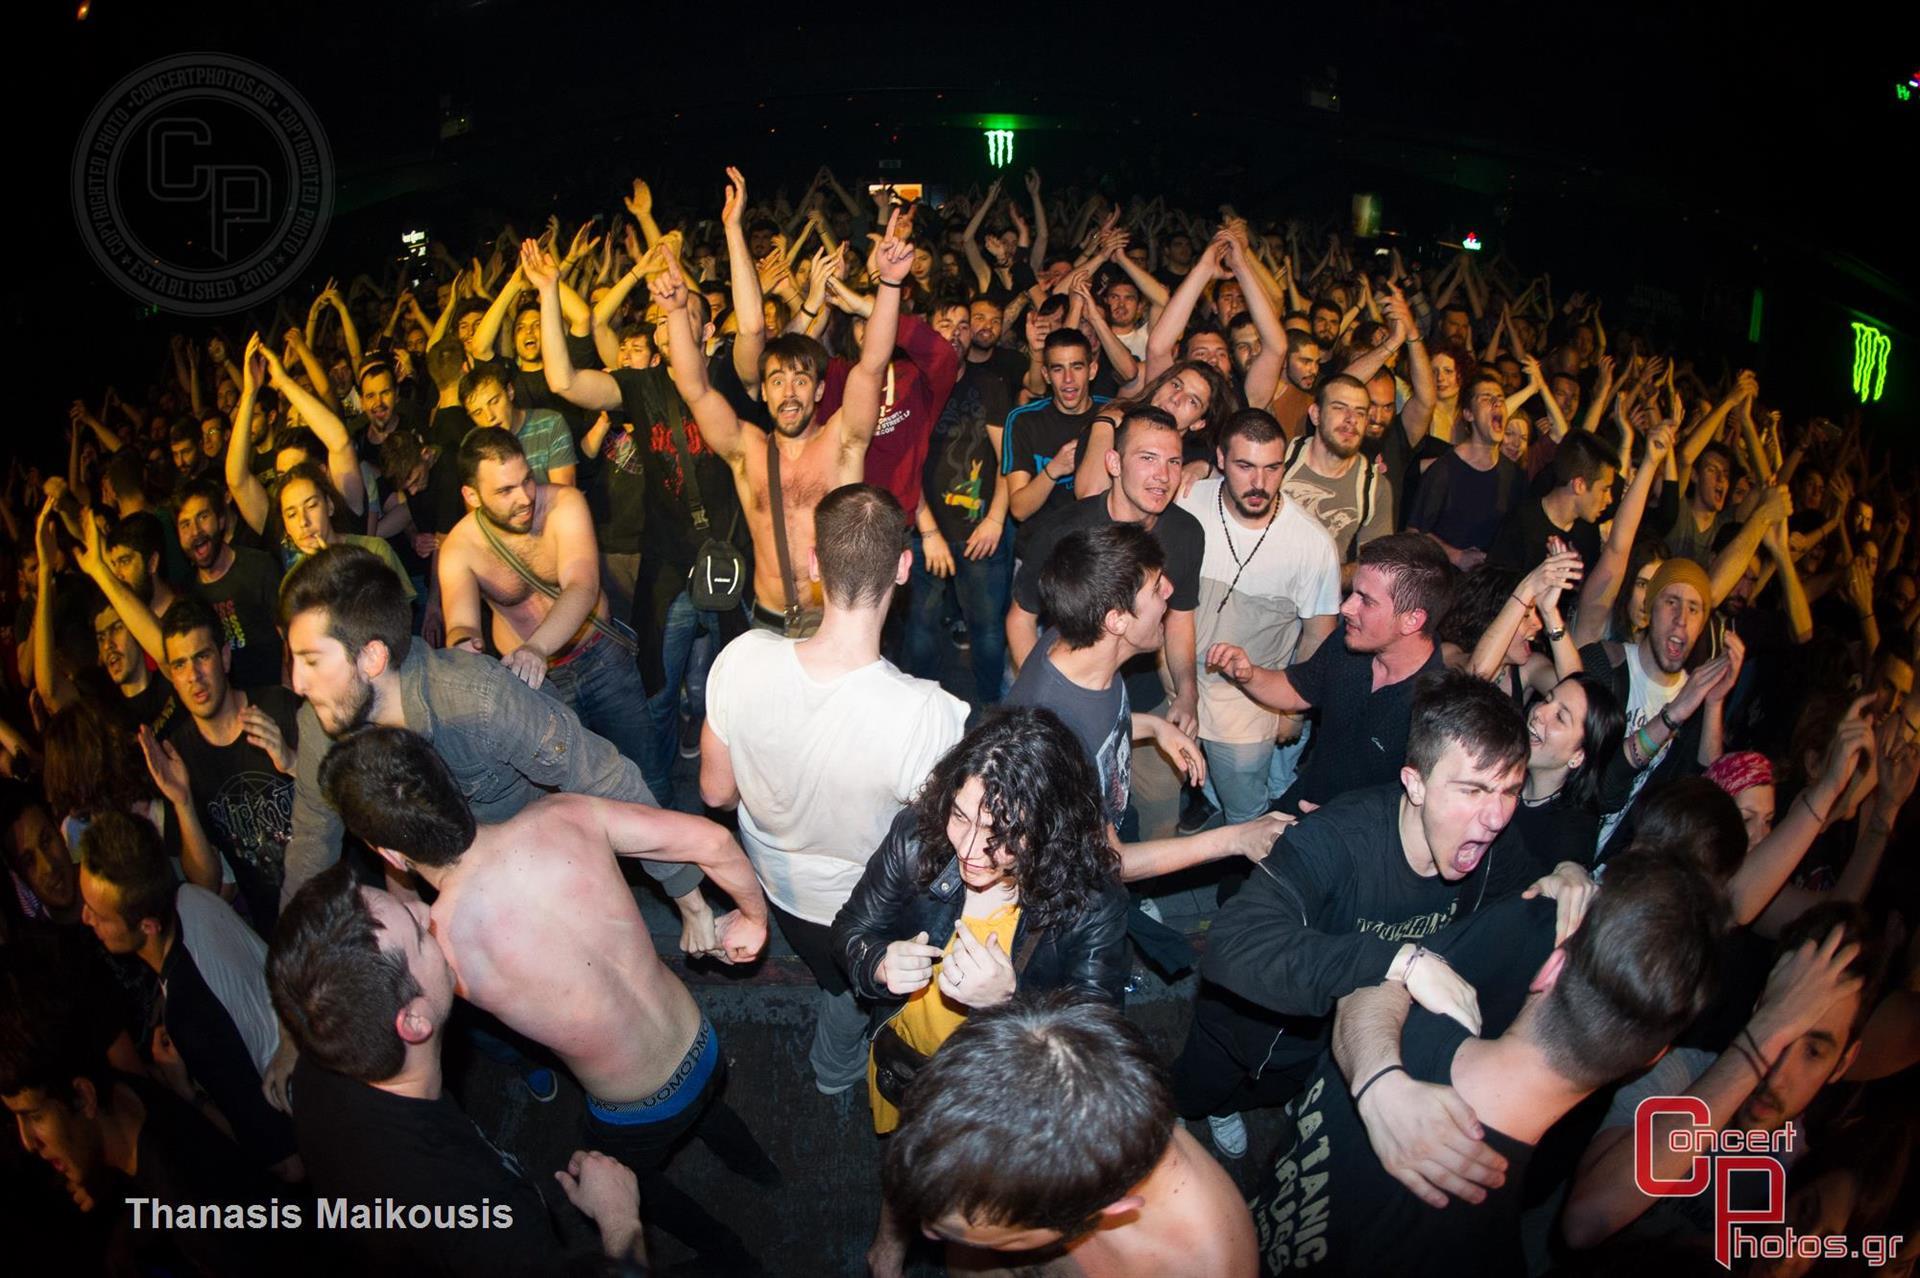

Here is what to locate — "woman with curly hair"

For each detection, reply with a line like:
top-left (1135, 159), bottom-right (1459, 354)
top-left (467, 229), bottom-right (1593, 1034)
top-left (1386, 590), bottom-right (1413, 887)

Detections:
top-left (832, 704), bottom-right (1129, 1138)
top-left (836, 704), bottom-right (1129, 1277)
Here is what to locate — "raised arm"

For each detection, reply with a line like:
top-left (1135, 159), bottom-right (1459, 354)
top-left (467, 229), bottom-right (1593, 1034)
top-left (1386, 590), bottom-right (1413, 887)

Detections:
top-left (465, 264), bottom-right (525, 363)
top-left (1470, 550), bottom-right (1582, 680)
top-left (961, 175), bottom-right (1002, 294)
top-left (1024, 168), bottom-right (1049, 275)
top-left (1225, 229), bottom-right (1287, 407)
top-left (74, 509), bottom-right (164, 664)
top-left (30, 504), bottom-right (78, 712)
top-left (650, 255), bottom-right (749, 465)
top-left (836, 210), bottom-right (913, 453)
top-left (317, 284), bottom-right (363, 371)
top-left (718, 167), bottom-right (767, 394)
top-left (261, 338), bottom-right (366, 516)
top-left (526, 240), bottom-right (624, 415)
top-left (225, 339), bottom-right (273, 533)
top-left (1399, 297), bottom-right (1439, 446)
top-left (1572, 424), bottom-right (1671, 647)
top-left (1144, 236), bottom-right (1224, 381)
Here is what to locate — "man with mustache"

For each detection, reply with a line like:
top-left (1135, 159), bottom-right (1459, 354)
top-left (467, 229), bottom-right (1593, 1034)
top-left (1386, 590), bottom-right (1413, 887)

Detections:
top-left (433, 428), bottom-right (669, 804)
top-left (172, 477), bottom-right (284, 691)
top-left (604, 214), bottom-right (910, 638)
top-left (1175, 408), bottom-right (1341, 827)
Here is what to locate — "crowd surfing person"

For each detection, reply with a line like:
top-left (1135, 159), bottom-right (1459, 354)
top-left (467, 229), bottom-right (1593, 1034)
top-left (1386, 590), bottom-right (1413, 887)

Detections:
top-left (2, 156), bottom-right (1918, 1278)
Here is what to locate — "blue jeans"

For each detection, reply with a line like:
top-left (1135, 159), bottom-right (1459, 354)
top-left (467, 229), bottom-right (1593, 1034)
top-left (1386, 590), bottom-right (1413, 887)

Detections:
top-left (905, 531), bottom-right (1013, 709)
top-left (642, 590), bottom-right (736, 809)
top-left (540, 627), bottom-right (673, 807)
top-left (1201, 739), bottom-right (1277, 826)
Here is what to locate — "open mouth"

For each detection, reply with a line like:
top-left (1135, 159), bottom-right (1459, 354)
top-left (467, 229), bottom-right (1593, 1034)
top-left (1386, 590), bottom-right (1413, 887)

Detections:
top-left (1451, 841), bottom-right (1487, 875)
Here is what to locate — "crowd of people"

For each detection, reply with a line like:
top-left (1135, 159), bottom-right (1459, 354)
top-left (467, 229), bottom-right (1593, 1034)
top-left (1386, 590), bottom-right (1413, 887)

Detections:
top-left (2, 155), bottom-right (1918, 1277)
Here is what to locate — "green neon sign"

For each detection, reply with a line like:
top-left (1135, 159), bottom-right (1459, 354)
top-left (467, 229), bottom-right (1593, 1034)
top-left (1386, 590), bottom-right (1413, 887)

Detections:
top-left (985, 128), bottom-right (1014, 167)
top-left (1901, 83), bottom-right (1914, 101)
top-left (1851, 322), bottom-right (1891, 403)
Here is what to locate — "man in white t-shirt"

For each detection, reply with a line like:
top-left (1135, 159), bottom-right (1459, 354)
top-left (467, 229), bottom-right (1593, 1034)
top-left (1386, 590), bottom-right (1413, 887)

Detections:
top-left (700, 484), bottom-right (967, 1094)
top-left (1177, 409), bottom-right (1341, 824)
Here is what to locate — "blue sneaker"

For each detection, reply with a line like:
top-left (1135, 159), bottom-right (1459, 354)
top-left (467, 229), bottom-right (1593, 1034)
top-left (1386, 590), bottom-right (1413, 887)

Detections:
top-left (523, 1068), bottom-right (559, 1103)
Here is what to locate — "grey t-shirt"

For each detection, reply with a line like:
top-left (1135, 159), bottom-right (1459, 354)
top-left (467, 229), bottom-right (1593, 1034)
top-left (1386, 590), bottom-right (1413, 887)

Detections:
top-left (1005, 630), bottom-right (1131, 825)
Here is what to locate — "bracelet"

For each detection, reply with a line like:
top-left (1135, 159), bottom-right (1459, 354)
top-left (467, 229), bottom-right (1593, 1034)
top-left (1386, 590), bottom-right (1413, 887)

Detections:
top-left (1634, 726), bottom-right (1659, 761)
top-left (1728, 1038), bottom-right (1767, 1085)
top-left (1795, 791), bottom-right (1829, 825)
top-left (802, 305), bottom-right (818, 317)
top-left (1509, 592), bottom-right (1530, 608)
top-left (1353, 1063), bottom-right (1407, 1105)
top-left (1738, 1029), bottom-right (1773, 1080)
top-left (1659, 705), bottom-right (1680, 733)
top-left (1545, 623), bottom-right (1567, 641)
top-left (878, 278), bottom-right (904, 290)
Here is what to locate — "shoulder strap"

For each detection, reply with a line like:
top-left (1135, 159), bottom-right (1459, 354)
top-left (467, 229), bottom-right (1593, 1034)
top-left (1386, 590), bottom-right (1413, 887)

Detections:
top-left (1282, 433), bottom-right (1309, 478)
top-left (473, 512), bottom-right (637, 654)
top-left (1013, 926), bottom-right (1042, 974)
top-left (662, 392), bottom-right (708, 531)
top-left (765, 432), bottom-right (800, 621)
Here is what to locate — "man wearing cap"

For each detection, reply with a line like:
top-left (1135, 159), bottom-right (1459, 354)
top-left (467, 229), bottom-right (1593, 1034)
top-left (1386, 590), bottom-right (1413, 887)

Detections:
top-left (1577, 556), bottom-right (1718, 853)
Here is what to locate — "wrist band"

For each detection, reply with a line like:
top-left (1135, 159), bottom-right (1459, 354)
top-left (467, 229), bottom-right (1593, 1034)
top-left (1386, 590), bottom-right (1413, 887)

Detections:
top-left (802, 305), bottom-right (818, 317)
top-left (1729, 1038), bottom-right (1766, 1084)
top-left (878, 278), bottom-right (904, 289)
top-left (1353, 1063), bottom-right (1407, 1105)
top-left (1546, 625), bottom-right (1567, 641)
top-left (1509, 592), bottom-right (1530, 608)
top-left (1796, 791), bottom-right (1829, 824)
top-left (1659, 705), bottom-right (1680, 733)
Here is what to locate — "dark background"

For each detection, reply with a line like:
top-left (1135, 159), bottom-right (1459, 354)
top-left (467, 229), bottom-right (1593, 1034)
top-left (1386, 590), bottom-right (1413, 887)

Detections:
top-left (13, 0), bottom-right (1920, 460)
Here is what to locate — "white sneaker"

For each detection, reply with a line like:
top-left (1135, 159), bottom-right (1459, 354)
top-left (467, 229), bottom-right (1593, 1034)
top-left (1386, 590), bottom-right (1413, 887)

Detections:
top-left (1207, 1112), bottom-right (1248, 1159)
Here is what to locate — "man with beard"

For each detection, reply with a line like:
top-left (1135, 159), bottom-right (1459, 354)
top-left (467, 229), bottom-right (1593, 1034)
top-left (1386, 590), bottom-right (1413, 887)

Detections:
top-left (1281, 373), bottom-right (1395, 579)
top-left (276, 546), bottom-right (712, 941)
top-left (1266, 333), bottom-right (1322, 440)
top-left (1176, 673), bottom-right (1531, 1160)
top-left (1578, 557), bottom-right (1715, 853)
top-left (665, 219), bottom-right (911, 633)
top-left (1177, 409), bottom-right (1341, 826)
top-left (171, 478), bottom-right (283, 690)
top-left (964, 295), bottom-right (1027, 401)
top-left (434, 429), bottom-right (668, 803)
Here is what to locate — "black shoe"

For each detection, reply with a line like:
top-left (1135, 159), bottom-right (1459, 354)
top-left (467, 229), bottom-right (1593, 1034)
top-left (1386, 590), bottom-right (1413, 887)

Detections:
top-left (679, 712), bottom-right (703, 760)
top-left (1177, 788), bottom-right (1219, 835)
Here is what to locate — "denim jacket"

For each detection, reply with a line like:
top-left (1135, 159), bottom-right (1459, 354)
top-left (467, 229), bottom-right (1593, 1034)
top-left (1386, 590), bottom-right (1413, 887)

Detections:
top-left (282, 644), bottom-right (701, 906)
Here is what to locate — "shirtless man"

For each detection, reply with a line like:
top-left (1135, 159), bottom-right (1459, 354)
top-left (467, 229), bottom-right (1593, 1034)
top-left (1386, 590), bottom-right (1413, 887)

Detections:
top-left (642, 218), bottom-right (909, 634)
top-left (885, 994), bottom-right (1256, 1278)
top-left (318, 725), bottom-right (778, 1267)
top-left (434, 427), bottom-right (671, 803)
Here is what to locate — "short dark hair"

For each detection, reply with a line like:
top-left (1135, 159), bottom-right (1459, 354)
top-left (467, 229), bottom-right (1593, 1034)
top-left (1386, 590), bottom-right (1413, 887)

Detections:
top-left (168, 419), bottom-right (200, 449)
top-left (269, 864), bottom-right (421, 1083)
top-left (159, 594), bottom-right (223, 654)
top-left (103, 450), bottom-right (147, 505)
top-left (175, 475), bottom-right (226, 517)
top-left (1552, 431), bottom-right (1615, 491)
top-left (1038, 524), bottom-right (1166, 650)
top-left (319, 727), bottom-right (476, 868)
top-left (456, 363), bottom-right (513, 411)
top-left (105, 512), bottom-right (163, 567)
top-left (1405, 669), bottom-right (1528, 778)
top-left (457, 425), bottom-right (526, 489)
top-left (1437, 565), bottom-right (1523, 651)
top-left (1693, 441), bottom-right (1735, 481)
top-left (1220, 407), bottom-right (1284, 449)
top-left (884, 994), bottom-right (1173, 1239)
top-left (1531, 851), bottom-right (1724, 1088)
top-left (1041, 327), bottom-right (1093, 361)
top-left (278, 543), bottom-right (414, 667)
top-left (356, 358), bottom-right (395, 391)
top-left (814, 484), bottom-right (907, 608)
top-left (78, 810), bottom-right (175, 933)
top-left (378, 429), bottom-right (430, 489)
top-left (1356, 532), bottom-right (1454, 634)
top-left (760, 333), bottom-right (828, 383)
top-left (1315, 371), bottom-right (1368, 412)
top-left (1112, 406), bottom-right (1180, 455)
top-left (1630, 778), bottom-right (1749, 882)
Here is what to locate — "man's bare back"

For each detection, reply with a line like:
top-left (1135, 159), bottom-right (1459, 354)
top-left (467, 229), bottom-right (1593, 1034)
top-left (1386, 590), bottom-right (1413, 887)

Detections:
top-left (731, 418), bottom-right (863, 613)
top-left (442, 482), bottom-right (607, 658)
top-left (426, 792), bottom-right (704, 1103)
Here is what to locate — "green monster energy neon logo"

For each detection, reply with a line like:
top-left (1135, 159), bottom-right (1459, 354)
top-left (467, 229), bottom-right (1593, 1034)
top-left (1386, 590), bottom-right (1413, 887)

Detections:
top-left (1851, 322), bottom-right (1890, 403)
top-left (985, 129), bottom-right (1015, 167)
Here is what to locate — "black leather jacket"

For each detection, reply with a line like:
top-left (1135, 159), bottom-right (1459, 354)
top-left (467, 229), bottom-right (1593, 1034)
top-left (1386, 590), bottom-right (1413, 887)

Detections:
top-left (832, 809), bottom-right (1131, 1031)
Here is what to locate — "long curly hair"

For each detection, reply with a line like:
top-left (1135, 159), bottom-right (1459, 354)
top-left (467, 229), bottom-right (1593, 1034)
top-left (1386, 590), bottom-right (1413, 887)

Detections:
top-left (911, 706), bottom-right (1118, 937)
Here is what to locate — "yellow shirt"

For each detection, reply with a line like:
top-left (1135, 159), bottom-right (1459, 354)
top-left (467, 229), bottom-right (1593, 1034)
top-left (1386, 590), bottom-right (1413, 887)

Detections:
top-left (869, 901), bottom-right (1022, 1135)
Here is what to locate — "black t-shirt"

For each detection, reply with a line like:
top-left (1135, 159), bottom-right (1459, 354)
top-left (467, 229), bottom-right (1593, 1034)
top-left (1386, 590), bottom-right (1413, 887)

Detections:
top-left (1004, 629), bottom-right (1132, 825)
top-left (922, 367), bottom-right (1014, 544)
top-left (165, 685), bottom-right (299, 933)
top-left (966, 345), bottom-right (1028, 404)
top-left (1003, 397), bottom-right (1106, 524)
top-left (1504, 792), bottom-right (1600, 880)
top-left (611, 365), bottom-right (745, 573)
top-left (1248, 1010), bottom-right (1532, 1277)
top-left (292, 1057), bottom-right (559, 1274)
top-left (1278, 629), bottom-right (1445, 814)
top-left (1425, 893), bottom-right (1558, 1039)
top-left (1408, 450), bottom-right (1526, 553)
top-left (123, 673), bottom-right (180, 735)
top-left (513, 357), bottom-right (589, 443)
top-left (187, 547), bottom-right (282, 690)
top-left (1204, 785), bottom-right (1523, 1074)
top-left (1486, 498), bottom-right (1601, 576)
top-left (1378, 415), bottom-right (1451, 530)
top-left (1011, 493), bottom-right (1205, 713)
